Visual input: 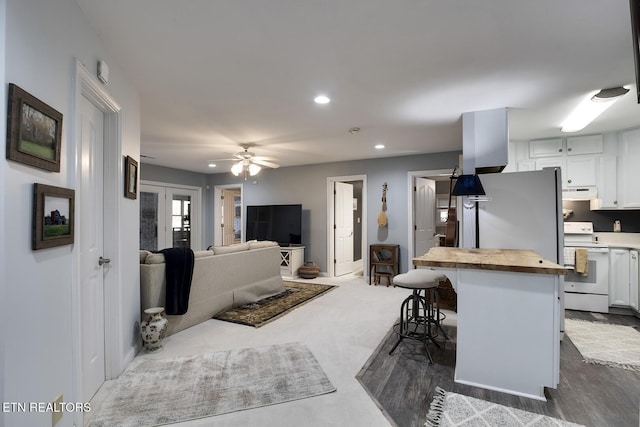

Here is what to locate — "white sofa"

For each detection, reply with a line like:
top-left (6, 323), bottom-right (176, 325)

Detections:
top-left (140, 241), bottom-right (284, 336)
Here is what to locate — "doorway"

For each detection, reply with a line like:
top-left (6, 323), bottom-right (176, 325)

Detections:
top-left (406, 169), bottom-right (453, 271)
top-left (140, 182), bottom-right (202, 250)
top-left (72, 61), bottom-right (122, 410)
top-left (214, 184), bottom-right (243, 246)
top-left (327, 175), bottom-right (367, 277)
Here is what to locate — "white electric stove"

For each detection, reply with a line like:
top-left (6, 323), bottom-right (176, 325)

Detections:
top-left (563, 222), bottom-right (609, 313)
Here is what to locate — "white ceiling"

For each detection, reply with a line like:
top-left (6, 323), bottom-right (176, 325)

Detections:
top-left (74, 0), bottom-right (640, 174)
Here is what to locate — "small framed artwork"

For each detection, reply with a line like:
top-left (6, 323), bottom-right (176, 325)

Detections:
top-left (124, 155), bottom-right (138, 199)
top-left (7, 84), bottom-right (63, 172)
top-left (32, 183), bottom-right (75, 250)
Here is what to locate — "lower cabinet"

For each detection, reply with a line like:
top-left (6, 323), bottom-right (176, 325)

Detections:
top-left (609, 248), bottom-right (630, 307)
top-left (631, 250), bottom-right (639, 312)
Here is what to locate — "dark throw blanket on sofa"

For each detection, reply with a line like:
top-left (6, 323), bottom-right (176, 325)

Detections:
top-left (160, 247), bottom-right (195, 315)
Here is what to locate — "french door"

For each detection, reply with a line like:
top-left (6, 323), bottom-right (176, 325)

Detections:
top-left (140, 183), bottom-right (201, 251)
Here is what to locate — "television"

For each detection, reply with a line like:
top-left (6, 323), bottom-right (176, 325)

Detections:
top-left (246, 204), bottom-right (302, 247)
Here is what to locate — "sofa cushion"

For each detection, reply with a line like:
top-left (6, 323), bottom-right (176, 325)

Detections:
top-left (194, 250), bottom-right (214, 258)
top-left (145, 253), bottom-right (166, 264)
top-left (249, 240), bottom-right (279, 250)
top-left (213, 242), bottom-right (250, 255)
top-left (139, 250), bottom-right (152, 263)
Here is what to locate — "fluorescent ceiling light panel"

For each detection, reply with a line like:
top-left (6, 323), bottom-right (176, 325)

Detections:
top-left (561, 87), bottom-right (629, 133)
top-left (375, 144), bottom-right (385, 149)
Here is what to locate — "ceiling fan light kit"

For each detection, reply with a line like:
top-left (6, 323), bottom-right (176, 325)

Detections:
top-left (227, 145), bottom-right (277, 179)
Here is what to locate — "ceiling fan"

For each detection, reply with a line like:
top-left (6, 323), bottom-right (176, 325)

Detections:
top-left (216, 144), bottom-right (280, 179)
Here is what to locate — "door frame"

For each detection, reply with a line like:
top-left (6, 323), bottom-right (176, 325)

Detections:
top-left (70, 60), bottom-right (122, 414)
top-left (406, 169), bottom-right (451, 271)
top-left (141, 180), bottom-right (203, 250)
top-left (213, 184), bottom-right (244, 246)
top-left (327, 175), bottom-right (367, 278)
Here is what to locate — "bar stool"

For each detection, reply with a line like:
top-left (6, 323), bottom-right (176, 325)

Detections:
top-left (389, 269), bottom-right (448, 364)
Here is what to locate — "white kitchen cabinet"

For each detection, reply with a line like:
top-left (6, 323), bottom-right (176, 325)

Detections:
top-left (566, 135), bottom-right (603, 155)
top-left (609, 248), bottom-right (630, 307)
top-left (619, 129), bottom-right (640, 208)
top-left (529, 138), bottom-right (564, 157)
top-left (565, 156), bottom-right (597, 187)
top-left (590, 156), bottom-right (618, 210)
top-left (631, 250), bottom-right (639, 311)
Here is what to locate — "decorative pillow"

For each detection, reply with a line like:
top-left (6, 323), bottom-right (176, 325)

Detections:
top-left (144, 253), bottom-right (166, 264)
top-left (139, 250), bottom-right (152, 263)
top-left (249, 240), bottom-right (278, 250)
top-left (213, 242), bottom-right (251, 255)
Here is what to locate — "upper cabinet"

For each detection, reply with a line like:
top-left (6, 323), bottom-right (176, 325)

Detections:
top-left (566, 135), bottom-right (604, 155)
top-left (528, 137), bottom-right (600, 189)
top-left (529, 138), bottom-right (564, 157)
top-left (619, 129), bottom-right (640, 208)
top-left (510, 132), bottom-right (639, 210)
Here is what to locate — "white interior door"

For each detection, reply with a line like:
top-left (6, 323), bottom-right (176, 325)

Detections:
top-left (414, 177), bottom-right (436, 257)
top-left (334, 182), bottom-right (354, 276)
top-left (80, 95), bottom-right (105, 400)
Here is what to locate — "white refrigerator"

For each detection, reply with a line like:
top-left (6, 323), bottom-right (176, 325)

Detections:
top-left (476, 168), bottom-right (563, 265)
top-left (474, 168), bottom-right (565, 332)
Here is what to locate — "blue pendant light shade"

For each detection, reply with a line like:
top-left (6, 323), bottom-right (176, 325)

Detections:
top-left (452, 174), bottom-right (485, 196)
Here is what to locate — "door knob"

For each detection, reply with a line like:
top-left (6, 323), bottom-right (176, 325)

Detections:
top-left (99, 257), bottom-right (111, 266)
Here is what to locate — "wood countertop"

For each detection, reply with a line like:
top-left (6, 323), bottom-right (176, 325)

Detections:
top-left (413, 247), bottom-right (567, 275)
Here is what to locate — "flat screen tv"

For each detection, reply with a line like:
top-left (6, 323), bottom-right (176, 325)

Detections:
top-left (246, 204), bottom-right (302, 247)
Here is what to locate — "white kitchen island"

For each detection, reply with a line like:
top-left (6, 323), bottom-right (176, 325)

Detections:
top-left (414, 247), bottom-right (567, 401)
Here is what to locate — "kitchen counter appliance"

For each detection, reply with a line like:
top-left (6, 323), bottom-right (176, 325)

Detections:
top-left (564, 221), bottom-right (609, 313)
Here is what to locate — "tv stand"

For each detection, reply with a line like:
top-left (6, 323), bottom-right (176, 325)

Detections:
top-left (280, 246), bottom-right (305, 279)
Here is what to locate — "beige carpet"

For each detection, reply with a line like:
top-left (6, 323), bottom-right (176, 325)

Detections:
top-left (86, 342), bottom-right (336, 427)
top-left (565, 318), bottom-right (640, 371)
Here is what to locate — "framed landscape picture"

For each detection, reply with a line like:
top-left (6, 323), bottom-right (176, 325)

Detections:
top-left (7, 83), bottom-right (63, 172)
top-left (33, 183), bottom-right (75, 250)
top-left (124, 155), bottom-right (138, 199)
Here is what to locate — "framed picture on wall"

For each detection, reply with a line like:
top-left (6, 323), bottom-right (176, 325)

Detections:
top-left (32, 183), bottom-right (75, 250)
top-left (124, 155), bottom-right (138, 199)
top-left (7, 84), bottom-right (63, 172)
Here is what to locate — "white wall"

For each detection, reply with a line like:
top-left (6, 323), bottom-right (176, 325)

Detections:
top-left (3, 1), bottom-right (140, 426)
top-left (0, 0), bottom-right (7, 425)
top-left (206, 151), bottom-right (461, 273)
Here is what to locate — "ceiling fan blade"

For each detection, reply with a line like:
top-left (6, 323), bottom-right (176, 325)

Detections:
top-left (252, 159), bottom-right (280, 169)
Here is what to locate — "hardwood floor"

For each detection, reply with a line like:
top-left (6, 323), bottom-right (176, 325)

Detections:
top-left (356, 310), bottom-right (640, 427)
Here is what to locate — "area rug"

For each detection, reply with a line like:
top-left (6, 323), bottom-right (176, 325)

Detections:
top-left (425, 387), bottom-right (584, 427)
top-left (86, 342), bottom-right (336, 427)
top-left (213, 281), bottom-right (336, 327)
top-left (564, 318), bottom-right (640, 371)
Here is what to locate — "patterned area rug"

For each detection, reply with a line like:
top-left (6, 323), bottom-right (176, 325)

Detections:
top-left (86, 342), bottom-right (336, 427)
top-left (213, 281), bottom-right (336, 327)
top-left (565, 318), bottom-right (640, 371)
top-left (425, 387), bottom-right (584, 427)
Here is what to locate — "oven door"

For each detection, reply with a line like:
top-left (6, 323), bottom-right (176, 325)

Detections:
top-left (564, 247), bottom-right (609, 295)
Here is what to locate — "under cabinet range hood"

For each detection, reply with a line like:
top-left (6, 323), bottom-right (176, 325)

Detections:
top-left (562, 187), bottom-right (597, 200)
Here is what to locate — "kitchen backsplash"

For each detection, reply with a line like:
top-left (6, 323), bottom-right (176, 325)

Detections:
top-left (562, 201), bottom-right (640, 233)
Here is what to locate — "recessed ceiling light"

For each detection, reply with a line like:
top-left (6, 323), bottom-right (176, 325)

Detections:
top-left (208, 163), bottom-right (217, 168)
top-left (375, 144), bottom-right (385, 150)
top-left (314, 95), bottom-right (330, 104)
